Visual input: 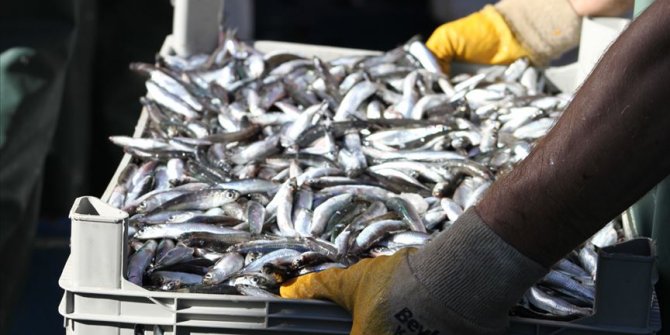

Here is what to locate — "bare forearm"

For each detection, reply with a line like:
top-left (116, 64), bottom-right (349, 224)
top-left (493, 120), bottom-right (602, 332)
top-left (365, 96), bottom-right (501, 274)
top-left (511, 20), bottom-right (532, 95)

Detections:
top-left (478, 0), bottom-right (670, 267)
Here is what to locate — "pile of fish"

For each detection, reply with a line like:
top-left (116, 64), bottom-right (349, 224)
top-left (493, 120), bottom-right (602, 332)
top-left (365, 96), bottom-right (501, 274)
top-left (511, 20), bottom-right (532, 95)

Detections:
top-left (517, 221), bottom-right (620, 319)
top-left (106, 31), bottom-right (620, 319)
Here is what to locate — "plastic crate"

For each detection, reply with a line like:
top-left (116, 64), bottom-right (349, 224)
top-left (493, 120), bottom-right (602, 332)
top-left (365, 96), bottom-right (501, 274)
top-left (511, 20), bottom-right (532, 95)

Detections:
top-left (59, 40), bottom-right (662, 334)
top-left (59, 194), bottom-right (662, 335)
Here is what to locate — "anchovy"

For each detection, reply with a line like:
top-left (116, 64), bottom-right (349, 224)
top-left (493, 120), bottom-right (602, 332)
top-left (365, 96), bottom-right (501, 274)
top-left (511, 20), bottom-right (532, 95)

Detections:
top-left (440, 198), bottom-right (464, 222)
top-left (369, 161), bottom-right (445, 183)
top-left (236, 284), bottom-right (280, 298)
top-left (135, 223), bottom-right (249, 240)
top-left (353, 220), bottom-right (405, 253)
top-left (227, 239), bottom-right (313, 254)
top-left (525, 286), bottom-right (592, 317)
top-left (297, 262), bottom-right (347, 276)
top-left (180, 231), bottom-right (252, 250)
top-left (589, 221), bottom-right (619, 248)
top-left (215, 179), bottom-right (279, 194)
top-left (579, 245), bottom-right (599, 278)
top-left (151, 271), bottom-right (203, 290)
top-left (240, 248), bottom-right (302, 275)
top-left (125, 174), bottom-right (155, 206)
top-left (146, 189), bottom-right (240, 214)
top-left (246, 200), bottom-right (266, 235)
top-left (385, 197), bottom-right (426, 233)
top-left (405, 38), bottom-right (442, 74)
top-left (333, 81), bottom-right (377, 121)
top-left (318, 185), bottom-right (395, 202)
top-left (108, 185), bottom-right (127, 209)
top-left (386, 231), bottom-right (431, 246)
top-left (310, 194), bottom-right (354, 236)
top-left (203, 252), bottom-right (245, 285)
top-left (276, 179), bottom-right (298, 237)
top-left (230, 135), bottom-right (280, 165)
top-left (145, 81), bottom-right (200, 120)
top-left (130, 188), bottom-right (193, 215)
top-left (127, 240), bottom-right (157, 285)
top-left (154, 245), bottom-right (194, 269)
top-left (541, 270), bottom-right (596, 304)
top-left (168, 214), bottom-right (242, 225)
top-left (156, 239), bottom-right (175, 262)
top-left (281, 102), bottom-right (327, 147)
top-left (293, 208), bottom-right (313, 238)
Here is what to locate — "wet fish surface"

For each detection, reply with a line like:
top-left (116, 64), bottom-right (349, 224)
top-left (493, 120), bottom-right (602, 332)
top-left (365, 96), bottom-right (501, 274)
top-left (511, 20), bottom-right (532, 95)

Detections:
top-left (107, 31), bottom-right (622, 319)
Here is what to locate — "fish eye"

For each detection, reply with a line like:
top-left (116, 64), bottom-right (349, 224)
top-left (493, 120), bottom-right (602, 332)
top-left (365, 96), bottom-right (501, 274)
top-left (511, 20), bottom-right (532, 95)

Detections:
top-left (204, 273), bottom-right (212, 279)
top-left (226, 191), bottom-right (237, 199)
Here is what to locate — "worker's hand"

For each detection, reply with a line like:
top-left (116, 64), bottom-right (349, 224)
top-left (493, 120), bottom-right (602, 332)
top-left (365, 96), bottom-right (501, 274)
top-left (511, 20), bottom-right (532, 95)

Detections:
top-left (281, 208), bottom-right (549, 335)
top-left (426, 5), bottom-right (531, 73)
top-left (281, 248), bottom-right (446, 335)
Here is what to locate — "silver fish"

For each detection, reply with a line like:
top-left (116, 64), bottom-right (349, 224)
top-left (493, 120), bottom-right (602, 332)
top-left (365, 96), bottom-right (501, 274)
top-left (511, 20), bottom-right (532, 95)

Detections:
top-left (236, 284), bottom-right (280, 298)
top-left (151, 271), bottom-right (203, 289)
top-left (147, 189), bottom-right (240, 214)
top-left (135, 223), bottom-right (248, 240)
top-left (385, 197), bottom-right (426, 233)
top-left (246, 200), bottom-right (266, 235)
top-left (542, 270), bottom-right (595, 304)
top-left (525, 286), bottom-right (592, 317)
top-left (127, 240), bottom-right (157, 285)
top-left (203, 252), bottom-right (245, 285)
top-left (353, 220), bottom-right (405, 252)
top-left (310, 194), bottom-right (354, 236)
top-left (579, 245), bottom-right (599, 279)
top-left (334, 81), bottom-right (377, 121)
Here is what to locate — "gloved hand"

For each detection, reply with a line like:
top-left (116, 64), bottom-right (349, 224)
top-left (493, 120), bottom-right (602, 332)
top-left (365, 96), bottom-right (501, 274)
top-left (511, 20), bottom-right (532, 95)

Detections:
top-left (281, 208), bottom-right (548, 335)
top-left (281, 249), bottom-right (428, 335)
top-left (425, 5), bottom-right (531, 74)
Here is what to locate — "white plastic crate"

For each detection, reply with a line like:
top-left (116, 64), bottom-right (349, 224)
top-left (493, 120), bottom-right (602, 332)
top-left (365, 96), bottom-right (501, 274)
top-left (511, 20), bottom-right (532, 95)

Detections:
top-left (60, 37), bottom-right (661, 334)
top-left (59, 193), bottom-right (661, 335)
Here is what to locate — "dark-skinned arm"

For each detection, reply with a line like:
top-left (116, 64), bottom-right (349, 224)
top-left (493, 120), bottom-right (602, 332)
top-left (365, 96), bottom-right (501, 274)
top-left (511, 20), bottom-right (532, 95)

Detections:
top-left (478, 0), bottom-right (670, 267)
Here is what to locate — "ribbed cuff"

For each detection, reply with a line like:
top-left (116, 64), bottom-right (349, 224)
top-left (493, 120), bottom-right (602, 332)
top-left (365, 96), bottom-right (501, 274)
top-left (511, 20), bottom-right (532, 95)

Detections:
top-left (392, 207), bottom-right (547, 333)
top-left (495, 0), bottom-right (581, 65)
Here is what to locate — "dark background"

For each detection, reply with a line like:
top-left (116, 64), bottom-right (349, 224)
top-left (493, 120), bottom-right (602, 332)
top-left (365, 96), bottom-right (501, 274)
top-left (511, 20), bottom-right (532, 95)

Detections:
top-left (11, 1), bottom-right (478, 333)
top-left (42, 0), bottom-right (445, 220)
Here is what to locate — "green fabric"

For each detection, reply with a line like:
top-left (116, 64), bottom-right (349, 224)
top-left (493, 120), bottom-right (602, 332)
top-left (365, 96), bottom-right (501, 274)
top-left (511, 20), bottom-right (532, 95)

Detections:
top-left (634, 0), bottom-right (656, 17)
top-left (0, 0), bottom-right (77, 332)
top-left (0, 48), bottom-right (45, 148)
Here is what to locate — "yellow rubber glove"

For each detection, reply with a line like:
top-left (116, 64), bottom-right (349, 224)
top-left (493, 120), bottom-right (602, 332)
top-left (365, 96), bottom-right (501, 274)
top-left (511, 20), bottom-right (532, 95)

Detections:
top-left (281, 250), bottom-right (411, 334)
top-left (426, 5), bottom-right (531, 74)
top-left (281, 208), bottom-right (550, 335)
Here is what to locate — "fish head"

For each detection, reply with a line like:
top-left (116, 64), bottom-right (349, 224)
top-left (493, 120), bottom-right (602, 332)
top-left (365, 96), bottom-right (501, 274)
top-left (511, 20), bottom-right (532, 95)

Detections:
top-left (203, 271), bottom-right (221, 286)
top-left (244, 252), bottom-right (261, 265)
top-left (136, 201), bottom-right (149, 213)
top-left (248, 275), bottom-right (268, 287)
top-left (224, 190), bottom-right (241, 202)
top-left (160, 280), bottom-right (180, 291)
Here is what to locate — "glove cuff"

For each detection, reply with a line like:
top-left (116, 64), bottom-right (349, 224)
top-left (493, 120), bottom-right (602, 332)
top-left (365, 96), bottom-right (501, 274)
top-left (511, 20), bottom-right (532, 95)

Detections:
top-left (495, 0), bottom-right (581, 65)
top-left (388, 207), bottom-right (547, 333)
